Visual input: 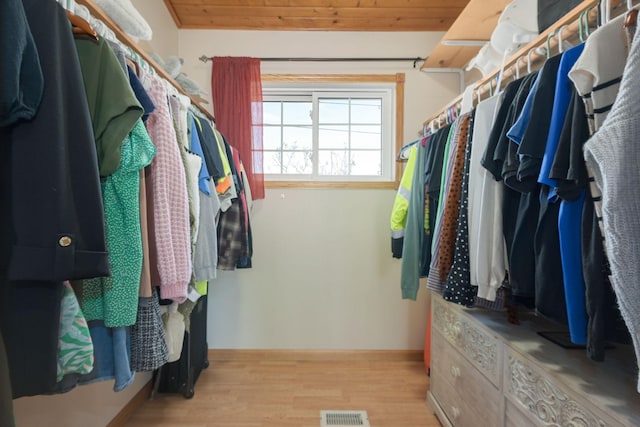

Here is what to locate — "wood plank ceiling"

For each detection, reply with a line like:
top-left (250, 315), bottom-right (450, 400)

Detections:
top-left (163, 0), bottom-right (471, 31)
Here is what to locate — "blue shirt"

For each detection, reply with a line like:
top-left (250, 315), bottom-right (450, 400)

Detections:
top-left (538, 44), bottom-right (585, 194)
top-left (507, 69), bottom-right (542, 145)
top-left (188, 113), bottom-right (211, 195)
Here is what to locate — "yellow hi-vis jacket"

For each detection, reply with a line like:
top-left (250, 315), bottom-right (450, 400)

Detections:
top-left (390, 144), bottom-right (417, 258)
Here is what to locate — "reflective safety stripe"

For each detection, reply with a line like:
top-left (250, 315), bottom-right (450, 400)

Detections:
top-left (397, 185), bottom-right (410, 200)
top-left (391, 229), bottom-right (405, 239)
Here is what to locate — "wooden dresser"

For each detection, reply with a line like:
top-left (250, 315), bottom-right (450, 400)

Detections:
top-left (427, 293), bottom-right (640, 427)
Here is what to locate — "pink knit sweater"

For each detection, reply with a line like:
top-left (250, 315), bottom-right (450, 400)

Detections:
top-left (142, 71), bottom-right (191, 302)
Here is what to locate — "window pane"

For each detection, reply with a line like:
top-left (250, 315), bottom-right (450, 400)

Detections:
top-left (351, 125), bottom-right (381, 149)
top-left (283, 126), bottom-right (312, 150)
top-left (319, 150), bottom-right (349, 175)
top-left (281, 151), bottom-right (312, 174)
top-left (264, 151), bottom-right (282, 174)
top-left (319, 125), bottom-right (349, 149)
top-left (283, 102), bottom-right (312, 125)
top-left (319, 98), bottom-right (349, 124)
top-left (351, 99), bottom-right (382, 124)
top-left (263, 102), bottom-right (281, 125)
top-left (263, 126), bottom-right (282, 150)
top-left (350, 150), bottom-right (382, 176)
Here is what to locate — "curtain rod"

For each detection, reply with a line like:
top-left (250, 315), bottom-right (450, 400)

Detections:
top-left (198, 55), bottom-right (426, 68)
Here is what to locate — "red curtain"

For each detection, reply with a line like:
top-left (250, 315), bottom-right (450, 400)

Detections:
top-left (211, 57), bottom-right (264, 199)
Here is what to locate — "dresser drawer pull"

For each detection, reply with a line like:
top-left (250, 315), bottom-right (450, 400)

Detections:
top-left (449, 366), bottom-right (461, 378)
top-left (451, 406), bottom-right (461, 420)
top-left (452, 324), bottom-right (461, 339)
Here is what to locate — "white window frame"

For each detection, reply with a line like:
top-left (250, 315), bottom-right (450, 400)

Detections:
top-left (261, 74), bottom-right (405, 189)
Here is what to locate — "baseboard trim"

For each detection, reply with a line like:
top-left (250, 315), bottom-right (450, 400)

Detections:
top-left (106, 380), bottom-right (152, 427)
top-left (208, 349), bottom-right (423, 362)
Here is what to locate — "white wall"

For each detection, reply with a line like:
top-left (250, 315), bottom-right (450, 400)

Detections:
top-left (131, 0), bottom-right (179, 59)
top-left (177, 30), bottom-right (460, 350)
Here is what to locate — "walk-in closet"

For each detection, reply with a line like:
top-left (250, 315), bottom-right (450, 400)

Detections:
top-left (2, 0), bottom-right (640, 426)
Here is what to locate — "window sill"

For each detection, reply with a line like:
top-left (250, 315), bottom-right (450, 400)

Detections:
top-left (265, 180), bottom-right (399, 189)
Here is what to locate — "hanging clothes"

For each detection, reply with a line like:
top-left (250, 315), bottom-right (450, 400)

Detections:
top-left (568, 11), bottom-right (633, 361)
top-left (582, 20), bottom-right (640, 393)
top-left (437, 113), bottom-right (472, 281)
top-left (0, 0), bottom-right (43, 127)
top-left (142, 69), bottom-right (192, 303)
top-left (443, 110), bottom-right (476, 306)
top-left (400, 140), bottom-right (427, 300)
top-left (390, 143), bottom-right (418, 259)
top-left (421, 125), bottom-right (450, 277)
top-left (425, 122), bottom-right (459, 293)
top-left (81, 120), bottom-right (156, 327)
top-left (0, 0), bottom-right (108, 398)
top-left (467, 94), bottom-right (505, 302)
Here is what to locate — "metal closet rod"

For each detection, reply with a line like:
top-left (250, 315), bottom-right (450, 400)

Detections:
top-left (198, 55), bottom-right (426, 68)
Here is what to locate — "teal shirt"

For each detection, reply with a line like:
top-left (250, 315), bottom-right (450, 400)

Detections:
top-left (401, 141), bottom-right (427, 300)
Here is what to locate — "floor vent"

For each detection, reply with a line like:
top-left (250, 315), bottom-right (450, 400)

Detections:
top-left (320, 410), bottom-right (370, 427)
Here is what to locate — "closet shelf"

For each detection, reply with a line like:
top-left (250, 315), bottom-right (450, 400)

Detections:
top-left (421, 0), bottom-right (510, 70)
top-left (75, 0), bottom-right (215, 123)
top-left (423, 0), bottom-right (608, 130)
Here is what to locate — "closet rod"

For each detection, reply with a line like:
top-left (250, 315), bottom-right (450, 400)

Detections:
top-left (423, 0), bottom-right (621, 130)
top-left (199, 55), bottom-right (426, 68)
top-left (75, 0), bottom-right (216, 122)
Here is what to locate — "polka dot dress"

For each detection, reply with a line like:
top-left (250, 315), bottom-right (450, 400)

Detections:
top-left (438, 114), bottom-right (471, 280)
top-left (444, 110), bottom-right (477, 307)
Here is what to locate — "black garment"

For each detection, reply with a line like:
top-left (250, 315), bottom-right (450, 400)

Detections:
top-left (506, 186), bottom-right (540, 306)
top-left (550, 88), bottom-right (590, 201)
top-left (518, 55), bottom-right (562, 182)
top-left (6, 0), bottom-right (109, 282)
top-left (443, 110), bottom-right (476, 306)
top-left (581, 197), bottom-right (631, 361)
top-left (0, 326), bottom-right (15, 427)
top-left (420, 124), bottom-right (450, 276)
top-left (549, 85), bottom-right (630, 360)
top-left (0, 0), bottom-right (43, 127)
top-left (482, 78), bottom-right (525, 181)
top-left (194, 116), bottom-right (225, 181)
top-left (503, 72), bottom-right (539, 193)
top-left (0, 278), bottom-right (63, 398)
top-left (534, 186), bottom-right (567, 324)
top-left (0, 0), bottom-right (104, 398)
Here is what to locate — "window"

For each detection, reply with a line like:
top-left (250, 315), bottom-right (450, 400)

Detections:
top-left (261, 74), bottom-right (404, 187)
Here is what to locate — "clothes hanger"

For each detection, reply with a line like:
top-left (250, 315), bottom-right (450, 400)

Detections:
top-left (544, 29), bottom-right (557, 58)
top-left (526, 47), bottom-right (536, 74)
top-left (557, 25), bottom-right (570, 53)
top-left (66, 10), bottom-right (99, 41)
top-left (624, 0), bottom-right (638, 28)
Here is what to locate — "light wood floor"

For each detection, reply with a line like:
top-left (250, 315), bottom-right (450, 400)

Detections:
top-left (124, 357), bottom-right (442, 427)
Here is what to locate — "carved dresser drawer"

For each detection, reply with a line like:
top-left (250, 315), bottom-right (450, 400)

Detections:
top-left (431, 295), bottom-right (501, 387)
top-left (428, 292), bottom-right (640, 427)
top-left (430, 329), bottom-right (501, 427)
top-left (504, 347), bottom-right (622, 427)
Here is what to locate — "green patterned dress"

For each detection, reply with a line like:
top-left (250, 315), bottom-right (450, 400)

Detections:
top-left (81, 120), bottom-right (156, 327)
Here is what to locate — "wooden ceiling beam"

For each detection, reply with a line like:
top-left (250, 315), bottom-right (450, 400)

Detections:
top-left (177, 15), bottom-right (455, 30)
top-left (170, 0), bottom-right (468, 7)
top-left (172, 5), bottom-right (461, 19)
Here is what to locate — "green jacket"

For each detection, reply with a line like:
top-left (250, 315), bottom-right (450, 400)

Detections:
top-left (390, 144), bottom-right (417, 258)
